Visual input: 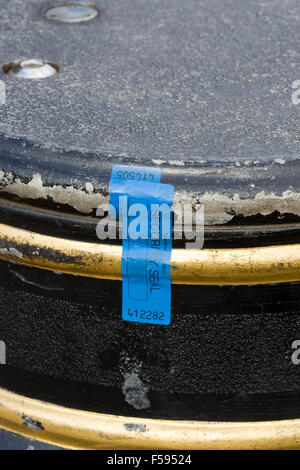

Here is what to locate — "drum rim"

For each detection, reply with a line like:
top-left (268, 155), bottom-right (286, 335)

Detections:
top-left (1, 222), bottom-right (300, 285)
top-left (1, 136), bottom-right (300, 228)
top-left (1, 195), bottom-right (300, 249)
top-left (0, 386), bottom-right (299, 450)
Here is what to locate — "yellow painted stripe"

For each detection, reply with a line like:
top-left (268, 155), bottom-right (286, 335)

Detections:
top-left (0, 387), bottom-right (299, 450)
top-left (0, 223), bottom-right (300, 285)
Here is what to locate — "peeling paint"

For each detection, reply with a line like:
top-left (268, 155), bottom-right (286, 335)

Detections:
top-left (179, 189), bottom-right (300, 225)
top-left (0, 172), bottom-right (106, 214)
top-left (0, 238), bottom-right (84, 266)
top-left (124, 423), bottom-right (148, 432)
top-left (0, 170), bottom-right (14, 186)
top-left (1, 171), bottom-right (300, 225)
top-left (22, 414), bottom-right (44, 431)
top-left (85, 182), bottom-right (94, 195)
top-left (274, 158), bottom-right (286, 165)
top-left (122, 372), bottom-right (150, 410)
top-left (0, 247), bottom-right (23, 259)
top-left (120, 354), bottom-right (150, 410)
top-left (168, 160), bottom-right (185, 166)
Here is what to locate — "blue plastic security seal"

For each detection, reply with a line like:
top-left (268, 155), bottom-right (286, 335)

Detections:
top-left (109, 165), bottom-right (161, 216)
top-left (110, 165), bottom-right (174, 325)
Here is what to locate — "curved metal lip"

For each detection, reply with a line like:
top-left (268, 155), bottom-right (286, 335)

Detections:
top-left (1, 137), bottom-right (300, 230)
top-left (0, 223), bottom-right (300, 285)
top-left (0, 386), bottom-right (300, 450)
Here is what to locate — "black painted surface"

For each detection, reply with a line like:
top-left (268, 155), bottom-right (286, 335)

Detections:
top-left (0, 260), bottom-right (300, 421)
top-left (2, 365), bottom-right (300, 422)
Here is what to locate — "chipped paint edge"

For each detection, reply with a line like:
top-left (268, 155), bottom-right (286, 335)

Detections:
top-left (0, 387), bottom-right (300, 449)
top-left (1, 222), bottom-right (300, 285)
top-left (1, 171), bottom-right (300, 225)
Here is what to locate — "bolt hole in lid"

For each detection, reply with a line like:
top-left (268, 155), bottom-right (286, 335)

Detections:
top-left (45, 3), bottom-right (99, 23)
top-left (2, 59), bottom-right (59, 79)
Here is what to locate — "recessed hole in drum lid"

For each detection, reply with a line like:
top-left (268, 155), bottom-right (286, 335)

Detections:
top-left (45, 3), bottom-right (99, 23)
top-left (2, 59), bottom-right (60, 79)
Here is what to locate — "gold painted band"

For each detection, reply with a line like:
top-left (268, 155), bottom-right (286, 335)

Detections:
top-left (0, 223), bottom-right (300, 285)
top-left (0, 387), bottom-right (299, 450)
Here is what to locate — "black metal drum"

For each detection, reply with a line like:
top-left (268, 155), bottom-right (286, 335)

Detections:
top-left (0, 0), bottom-right (300, 449)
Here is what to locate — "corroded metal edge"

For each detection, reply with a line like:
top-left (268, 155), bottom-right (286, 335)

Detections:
top-left (0, 387), bottom-right (300, 450)
top-left (0, 223), bottom-right (300, 285)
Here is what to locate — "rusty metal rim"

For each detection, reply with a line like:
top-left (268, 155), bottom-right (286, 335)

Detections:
top-left (0, 386), bottom-right (300, 449)
top-left (0, 223), bottom-right (300, 285)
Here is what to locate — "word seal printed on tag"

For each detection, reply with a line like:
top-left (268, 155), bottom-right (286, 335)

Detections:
top-left (109, 165), bottom-right (174, 325)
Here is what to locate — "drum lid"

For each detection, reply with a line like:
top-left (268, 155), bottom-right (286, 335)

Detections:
top-left (0, 0), bottom-right (299, 229)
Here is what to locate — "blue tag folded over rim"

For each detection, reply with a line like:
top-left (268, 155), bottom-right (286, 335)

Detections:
top-left (109, 165), bottom-right (161, 217)
top-left (109, 165), bottom-right (174, 325)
